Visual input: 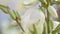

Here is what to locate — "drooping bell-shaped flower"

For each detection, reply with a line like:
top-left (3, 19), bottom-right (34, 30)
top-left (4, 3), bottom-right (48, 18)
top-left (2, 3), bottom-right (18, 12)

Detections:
top-left (21, 7), bottom-right (45, 34)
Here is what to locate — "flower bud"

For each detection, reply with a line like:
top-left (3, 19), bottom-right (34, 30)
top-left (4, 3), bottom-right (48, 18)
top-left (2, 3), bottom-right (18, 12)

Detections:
top-left (9, 11), bottom-right (16, 20)
top-left (48, 6), bottom-right (58, 18)
top-left (0, 5), bottom-right (9, 14)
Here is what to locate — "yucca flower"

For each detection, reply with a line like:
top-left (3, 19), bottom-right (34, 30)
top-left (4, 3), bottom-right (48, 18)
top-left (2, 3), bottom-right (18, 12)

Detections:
top-left (11, 0), bottom-right (45, 34)
top-left (0, 0), bottom-right (45, 34)
top-left (20, 7), bottom-right (45, 34)
top-left (0, 0), bottom-right (60, 34)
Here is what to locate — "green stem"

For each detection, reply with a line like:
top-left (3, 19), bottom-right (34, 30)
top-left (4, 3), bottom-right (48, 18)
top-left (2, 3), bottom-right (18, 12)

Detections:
top-left (16, 17), bottom-right (25, 32)
top-left (46, 9), bottom-right (50, 34)
top-left (46, 0), bottom-right (50, 34)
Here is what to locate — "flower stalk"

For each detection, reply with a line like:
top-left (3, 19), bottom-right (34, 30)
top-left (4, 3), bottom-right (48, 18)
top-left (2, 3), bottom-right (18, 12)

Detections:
top-left (46, 0), bottom-right (50, 34)
top-left (15, 17), bottom-right (25, 32)
top-left (46, 9), bottom-right (50, 34)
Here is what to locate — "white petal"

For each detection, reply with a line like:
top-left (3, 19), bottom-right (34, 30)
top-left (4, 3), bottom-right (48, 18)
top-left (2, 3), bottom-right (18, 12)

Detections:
top-left (21, 7), bottom-right (45, 34)
top-left (26, 8), bottom-right (45, 24)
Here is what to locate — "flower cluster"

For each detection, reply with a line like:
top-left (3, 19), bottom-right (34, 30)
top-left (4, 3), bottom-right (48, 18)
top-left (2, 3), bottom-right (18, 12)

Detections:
top-left (0, 0), bottom-right (60, 34)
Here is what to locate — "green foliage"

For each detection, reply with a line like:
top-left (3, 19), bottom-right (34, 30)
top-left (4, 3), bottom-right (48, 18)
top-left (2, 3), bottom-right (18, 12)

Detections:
top-left (29, 24), bottom-right (38, 34)
top-left (9, 11), bottom-right (16, 20)
top-left (0, 4), bottom-right (24, 32)
top-left (49, 20), bottom-right (54, 31)
top-left (42, 22), bottom-right (47, 34)
top-left (52, 24), bottom-right (60, 34)
top-left (0, 4), bottom-right (9, 14)
top-left (13, 10), bottom-right (21, 20)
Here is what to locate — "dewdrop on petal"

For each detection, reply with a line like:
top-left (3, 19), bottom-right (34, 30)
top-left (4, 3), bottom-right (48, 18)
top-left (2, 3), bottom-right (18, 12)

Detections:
top-left (48, 6), bottom-right (58, 18)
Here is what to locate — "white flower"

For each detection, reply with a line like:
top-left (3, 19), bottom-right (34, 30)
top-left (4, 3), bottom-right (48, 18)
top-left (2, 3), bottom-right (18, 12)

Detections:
top-left (0, 0), bottom-right (45, 34)
top-left (48, 6), bottom-right (58, 18)
top-left (21, 7), bottom-right (45, 34)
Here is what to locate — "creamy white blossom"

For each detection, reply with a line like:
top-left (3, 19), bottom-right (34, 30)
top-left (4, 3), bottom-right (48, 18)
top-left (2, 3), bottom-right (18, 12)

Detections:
top-left (21, 7), bottom-right (45, 34)
top-left (0, 0), bottom-right (45, 34)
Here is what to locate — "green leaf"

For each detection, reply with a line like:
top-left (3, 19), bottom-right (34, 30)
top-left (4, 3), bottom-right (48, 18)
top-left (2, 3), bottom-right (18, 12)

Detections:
top-left (39, 0), bottom-right (47, 4)
top-left (13, 10), bottom-right (21, 20)
top-left (42, 22), bottom-right (47, 34)
top-left (0, 4), bottom-right (9, 14)
top-left (39, 7), bottom-right (43, 12)
top-left (0, 5), bottom-right (16, 20)
top-left (52, 31), bottom-right (56, 34)
top-left (33, 24), bottom-right (37, 34)
top-left (8, 11), bottom-right (16, 20)
top-left (52, 24), bottom-right (60, 34)
top-left (54, 24), bottom-right (60, 32)
top-left (49, 20), bottom-right (54, 31)
top-left (29, 24), bottom-right (38, 34)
